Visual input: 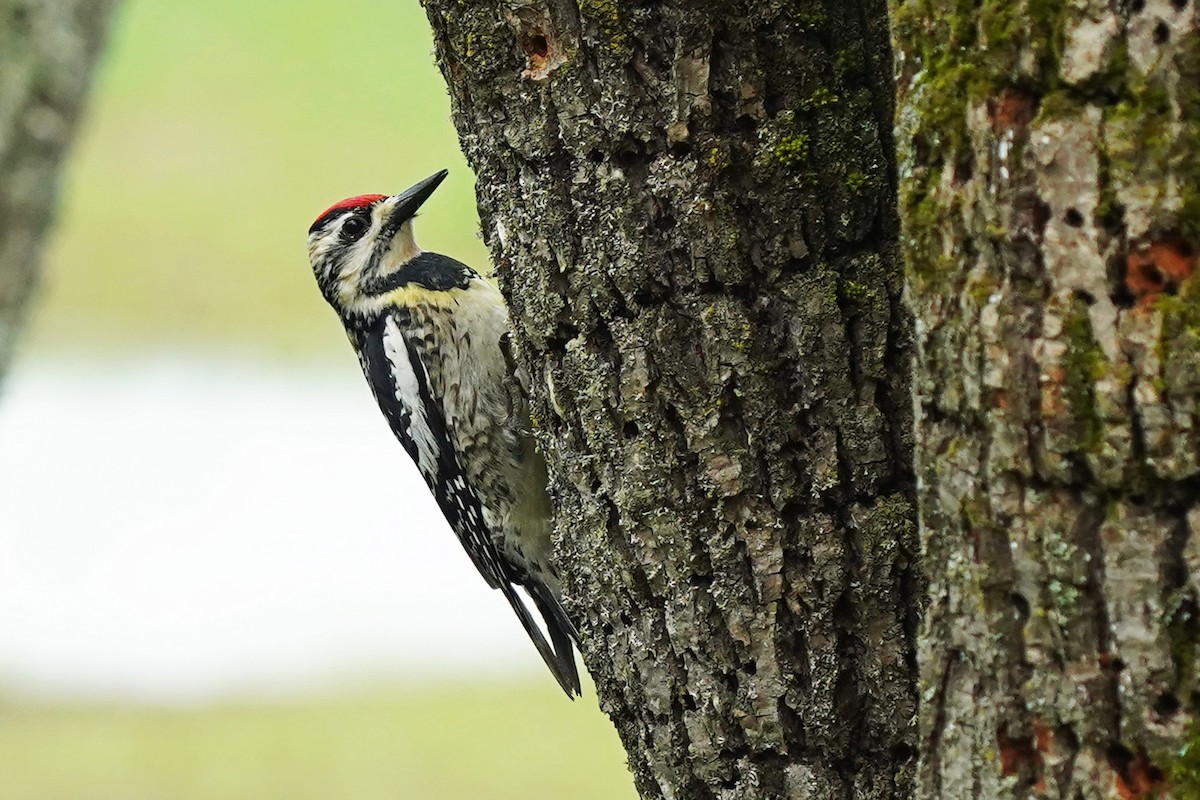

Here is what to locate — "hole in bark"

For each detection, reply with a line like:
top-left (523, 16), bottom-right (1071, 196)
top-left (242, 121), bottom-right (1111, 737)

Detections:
top-left (1153, 692), bottom-right (1181, 717)
top-left (1107, 742), bottom-right (1135, 770)
top-left (1149, 263), bottom-right (1170, 288)
top-left (1010, 592), bottom-right (1031, 624)
top-left (633, 286), bottom-right (667, 306)
top-left (551, 321), bottom-right (579, 347)
top-left (953, 150), bottom-right (974, 184)
top-left (1153, 21), bottom-right (1171, 43)
top-left (669, 139), bottom-right (692, 157)
top-left (1125, 234), bottom-right (1198, 300)
top-left (1129, 257), bottom-right (1166, 294)
top-left (1131, 0), bottom-right (1145, 12)
top-left (591, 321), bottom-right (613, 350)
top-left (1099, 199), bottom-right (1126, 237)
top-left (911, 134), bottom-right (932, 167)
top-left (1057, 724), bottom-right (1080, 751)
top-left (1064, 207), bottom-right (1085, 227)
top-left (1110, 256), bottom-right (1136, 308)
top-left (525, 32), bottom-right (549, 58)
top-left (735, 114), bottom-right (759, 132)
top-left (1031, 199), bottom-right (1052, 238)
top-left (622, 421), bottom-right (640, 439)
top-left (1171, 0), bottom-right (1189, 9)
top-left (615, 135), bottom-right (651, 171)
top-left (764, 87), bottom-right (787, 116)
top-left (516, 23), bottom-right (557, 80)
top-left (587, 149), bottom-right (606, 164)
top-left (1073, 288), bottom-right (1097, 305)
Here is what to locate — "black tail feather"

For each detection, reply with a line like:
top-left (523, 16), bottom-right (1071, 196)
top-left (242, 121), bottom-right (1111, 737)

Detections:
top-left (528, 583), bottom-right (581, 696)
top-left (498, 581), bottom-right (581, 698)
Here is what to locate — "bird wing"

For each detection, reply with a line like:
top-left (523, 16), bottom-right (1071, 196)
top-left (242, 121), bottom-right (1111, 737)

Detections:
top-left (360, 311), bottom-right (505, 589)
top-left (358, 311), bottom-right (580, 696)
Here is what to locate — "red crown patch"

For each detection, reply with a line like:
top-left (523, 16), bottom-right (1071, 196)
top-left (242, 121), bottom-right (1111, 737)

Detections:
top-left (311, 194), bottom-right (387, 227)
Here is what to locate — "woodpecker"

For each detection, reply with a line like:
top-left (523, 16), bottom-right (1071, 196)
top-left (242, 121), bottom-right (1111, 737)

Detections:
top-left (306, 171), bottom-right (580, 697)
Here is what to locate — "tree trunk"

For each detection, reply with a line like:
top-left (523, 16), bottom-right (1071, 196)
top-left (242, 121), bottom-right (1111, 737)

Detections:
top-left (0, 0), bottom-right (115, 384)
top-left (420, 2), bottom-right (917, 798)
top-left (893, 2), bottom-right (1200, 797)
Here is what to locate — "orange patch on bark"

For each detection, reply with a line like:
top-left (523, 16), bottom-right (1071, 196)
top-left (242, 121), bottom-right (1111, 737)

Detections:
top-left (1125, 235), bottom-right (1197, 302)
top-left (1041, 366), bottom-right (1066, 416)
top-left (1033, 720), bottom-right (1052, 754)
top-left (988, 89), bottom-right (1037, 132)
top-left (998, 724), bottom-right (1045, 791)
top-left (518, 27), bottom-right (553, 80)
top-left (1114, 750), bottom-right (1167, 800)
top-left (526, 37), bottom-right (549, 69)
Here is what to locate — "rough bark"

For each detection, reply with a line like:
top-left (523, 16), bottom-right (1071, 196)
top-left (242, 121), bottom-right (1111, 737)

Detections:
top-left (0, 0), bottom-right (115, 384)
top-left (420, 2), bottom-right (917, 798)
top-left (893, 1), bottom-right (1200, 797)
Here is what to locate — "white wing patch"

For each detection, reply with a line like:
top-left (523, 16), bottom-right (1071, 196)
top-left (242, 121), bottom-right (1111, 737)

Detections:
top-left (382, 317), bottom-right (440, 481)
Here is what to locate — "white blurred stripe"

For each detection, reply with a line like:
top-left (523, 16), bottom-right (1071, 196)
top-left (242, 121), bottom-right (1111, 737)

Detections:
top-left (0, 355), bottom-right (537, 703)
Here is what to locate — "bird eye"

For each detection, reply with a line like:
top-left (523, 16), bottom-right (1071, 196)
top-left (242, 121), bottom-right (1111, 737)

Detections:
top-left (341, 216), bottom-right (368, 241)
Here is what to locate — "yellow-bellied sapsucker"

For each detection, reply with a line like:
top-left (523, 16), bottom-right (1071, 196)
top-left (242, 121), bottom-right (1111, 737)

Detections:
top-left (306, 171), bottom-right (580, 697)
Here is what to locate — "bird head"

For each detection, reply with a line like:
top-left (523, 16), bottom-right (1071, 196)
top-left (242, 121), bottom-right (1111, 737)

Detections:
top-left (307, 170), bottom-right (450, 318)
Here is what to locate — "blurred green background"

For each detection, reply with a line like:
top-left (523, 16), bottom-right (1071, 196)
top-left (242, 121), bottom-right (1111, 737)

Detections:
top-left (5, 1), bottom-right (634, 797)
top-left (28, 0), bottom-right (490, 358)
top-left (0, 683), bottom-right (631, 800)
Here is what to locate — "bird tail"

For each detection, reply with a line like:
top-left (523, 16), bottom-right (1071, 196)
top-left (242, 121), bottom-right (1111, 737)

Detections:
top-left (498, 580), bottom-right (581, 698)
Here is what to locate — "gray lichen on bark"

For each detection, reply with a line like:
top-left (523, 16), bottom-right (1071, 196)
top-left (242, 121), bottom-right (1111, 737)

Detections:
top-left (421, 1), bottom-right (918, 798)
top-left (893, 0), bottom-right (1200, 796)
top-left (0, 0), bottom-right (115, 385)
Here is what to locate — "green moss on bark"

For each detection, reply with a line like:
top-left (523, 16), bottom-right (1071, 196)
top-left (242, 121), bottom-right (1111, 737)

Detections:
top-left (893, 0), bottom-right (1068, 286)
top-left (578, 0), bottom-right (627, 51)
top-left (1166, 724), bottom-right (1200, 798)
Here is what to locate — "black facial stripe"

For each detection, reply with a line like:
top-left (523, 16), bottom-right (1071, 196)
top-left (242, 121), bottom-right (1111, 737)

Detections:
top-left (308, 206), bottom-right (353, 235)
top-left (365, 251), bottom-right (476, 294)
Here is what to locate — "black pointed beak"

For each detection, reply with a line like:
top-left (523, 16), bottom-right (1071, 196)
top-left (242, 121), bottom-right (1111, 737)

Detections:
top-left (388, 169), bottom-right (448, 226)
